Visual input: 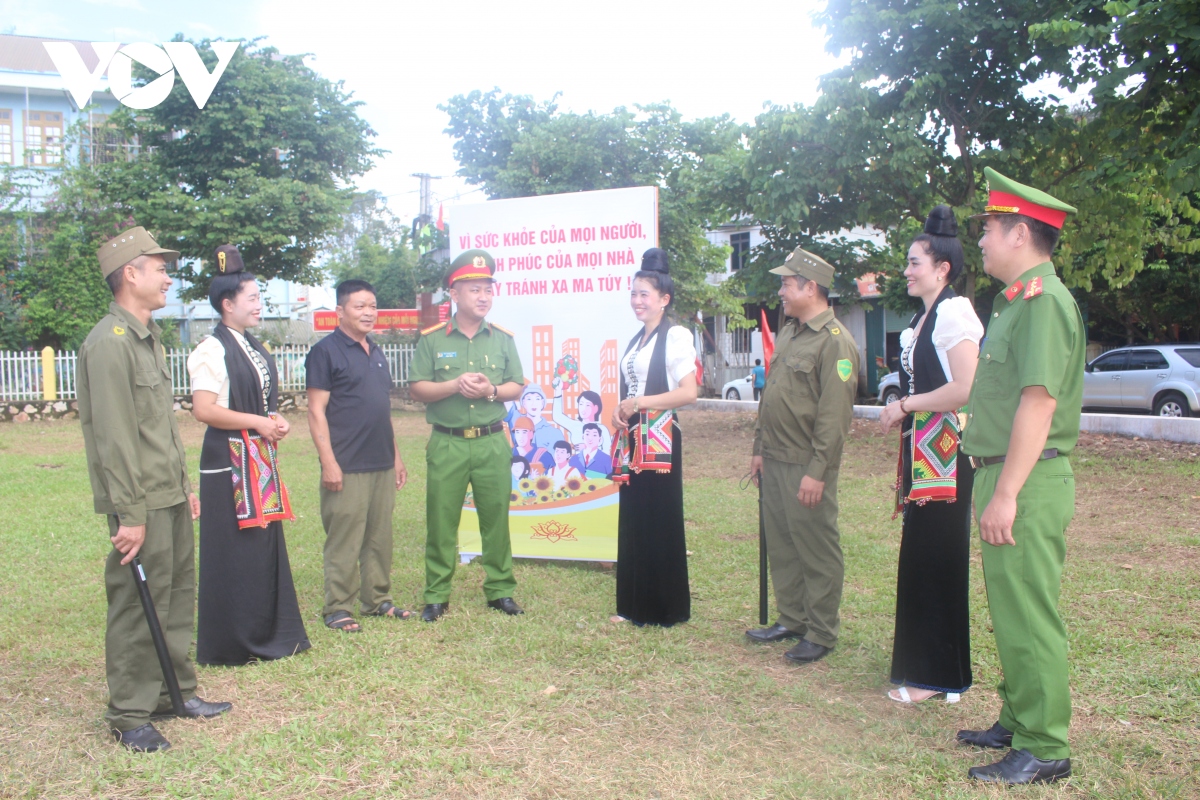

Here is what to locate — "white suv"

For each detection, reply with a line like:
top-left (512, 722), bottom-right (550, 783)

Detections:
top-left (1083, 345), bottom-right (1200, 417)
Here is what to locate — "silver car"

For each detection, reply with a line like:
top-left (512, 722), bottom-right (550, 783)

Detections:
top-left (1083, 344), bottom-right (1200, 417)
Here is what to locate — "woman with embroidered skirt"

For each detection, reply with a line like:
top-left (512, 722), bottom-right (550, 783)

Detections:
top-left (610, 248), bottom-right (699, 627)
top-left (879, 207), bottom-right (984, 703)
top-left (187, 245), bottom-right (310, 666)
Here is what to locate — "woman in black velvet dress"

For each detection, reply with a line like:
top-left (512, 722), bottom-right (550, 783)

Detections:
top-left (878, 208), bottom-right (984, 702)
top-left (610, 249), bottom-right (699, 627)
top-left (187, 245), bottom-right (309, 665)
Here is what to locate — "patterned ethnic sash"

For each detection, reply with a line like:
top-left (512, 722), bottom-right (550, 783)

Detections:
top-left (609, 409), bottom-right (675, 483)
top-left (894, 410), bottom-right (959, 515)
top-left (230, 431), bottom-right (295, 529)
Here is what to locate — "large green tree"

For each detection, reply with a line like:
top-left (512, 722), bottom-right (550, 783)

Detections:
top-left (734, 0), bottom-right (1178, 311)
top-left (440, 91), bottom-right (748, 325)
top-left (93, 36), bottom-right (380, 299)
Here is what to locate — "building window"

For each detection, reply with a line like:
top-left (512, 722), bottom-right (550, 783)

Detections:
top-left (0, 110), bottom-right (13, 164)
top-left (730, 231), bottom-right (750, 271)
top-left (24, 110), bottom-right (64, 166)
top-left (83, 114), bottom-right (138, 164)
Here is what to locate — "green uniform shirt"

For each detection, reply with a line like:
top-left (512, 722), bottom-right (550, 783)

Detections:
top-left (753, 307), bottom-right (860, 481)
top-left (409, 316), bottom-right (524, 429)
top-left (961, 262), bottom-right (1085, 457)
top-left (78, 302), bottom-right (191, 526)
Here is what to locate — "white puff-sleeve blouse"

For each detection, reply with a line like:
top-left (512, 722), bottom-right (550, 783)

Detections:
top-left (621, 325), bottom-right (698, 397)
top-left (186, 331), bottom-right (267, 409)
top-left (900, 297), bottom-right (984, 382)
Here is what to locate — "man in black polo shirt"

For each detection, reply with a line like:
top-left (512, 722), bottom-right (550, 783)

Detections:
top-left (306, 280), bottom-right (412, 632)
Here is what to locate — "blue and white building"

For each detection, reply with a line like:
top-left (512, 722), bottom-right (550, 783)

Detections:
top-left (0, 33), bottom-right (322, 345)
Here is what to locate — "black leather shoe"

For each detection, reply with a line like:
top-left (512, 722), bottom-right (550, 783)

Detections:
top-left (968, 748), bottom-right (1071, 784)
top-left (421, 602), bottom-right (449, 622)
top-left (783, 639), bottom-right (832, 663)
top-left (112, 723), bottom-right (171, 752)
top-left (745, 623), bottom-right (802, 643)
top-left (957, 721), bottom-right (1014, 749)
top-left (153, 696), bottom-right (232, 720)
top-left (487, 597), bottom-right (524, 615)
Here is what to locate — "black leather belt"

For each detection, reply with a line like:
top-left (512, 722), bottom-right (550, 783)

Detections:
top-left (969, 448), bottom-right (1058, 470)
top-left (433, 421), bottom-right (505, 439)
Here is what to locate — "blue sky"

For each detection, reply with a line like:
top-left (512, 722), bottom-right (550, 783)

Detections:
top-left (8, 1), bottom-right (842, 223)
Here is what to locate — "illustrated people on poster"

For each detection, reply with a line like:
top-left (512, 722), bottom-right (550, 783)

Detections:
top-left (552, 381), bottom-right (611, 453)
top-left (510, 416), bottom-right (553, 473)
top-left (510, 456), bottom-right (531, 490)
top-left (504, 384), bottom-right (562, 450)
top-left (569, 422), bottom-right (613, 478)
top-left (547, 440), bottom-right (583, 489)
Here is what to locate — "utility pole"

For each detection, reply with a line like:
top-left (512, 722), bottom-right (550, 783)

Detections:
top-left (411, 173), bottom-right (439, 237)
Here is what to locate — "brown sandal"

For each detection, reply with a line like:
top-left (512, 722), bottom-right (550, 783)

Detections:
top-left (366, 601), bottom-right (415, 620)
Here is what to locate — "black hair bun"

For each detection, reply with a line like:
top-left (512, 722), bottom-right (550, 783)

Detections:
top-left (639, 247), bottom-right (669, 274)
top-left (214, 244), bottom-right (245, 275)
top-left (924, 205), bottom-right (958, 238)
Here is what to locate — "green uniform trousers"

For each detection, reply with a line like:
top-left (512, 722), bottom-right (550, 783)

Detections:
top-left (761, 457), bottom-right (843, 648)
top-left (104, 503), bottom-right (197, 732)
top-left (975, 458), bottom-right (1075, 760)
top-left (320, 468), bottom-right (395, 617)
top-left (424, 431), bottom-right (515, 604)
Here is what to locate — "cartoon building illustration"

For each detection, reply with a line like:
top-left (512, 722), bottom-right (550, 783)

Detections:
top-left (599, 338), bottom-right (619, 433)
top-left (532, 325), bottom-right (554, 420)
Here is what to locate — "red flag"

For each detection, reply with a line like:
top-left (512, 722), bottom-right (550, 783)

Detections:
top-left (435, 204), bottom-right (444, 231)
top-left (694, 356), bottom-right (704, 386)
top-left (760, 309), bottom-right (775, 376)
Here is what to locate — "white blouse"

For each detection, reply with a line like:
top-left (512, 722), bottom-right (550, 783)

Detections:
top-left (187, 331), bottom-right (269, 410)
top-left (621, 325), bottom-right (698, 398)
top-left (899, 296), bottom-right (984, 384)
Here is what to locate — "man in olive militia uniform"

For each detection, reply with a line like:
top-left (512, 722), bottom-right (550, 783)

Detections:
top-left (955, 168), bottom-right (1083, 785)
top-left (746, 247), bottom-right (859, 665)
top-left (78, 227), bottom-right (231, 752)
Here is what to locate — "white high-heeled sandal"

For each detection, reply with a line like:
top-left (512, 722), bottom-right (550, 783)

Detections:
top-left (888, 686), bottom-right (961, 704)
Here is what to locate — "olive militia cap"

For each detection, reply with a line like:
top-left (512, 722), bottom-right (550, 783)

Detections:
top-left (97, 227), bottom-right (180, 278)
top-left (973, 167), bottom-right (1078, 230)
top-left (769, 246), bottom-right (836, 289)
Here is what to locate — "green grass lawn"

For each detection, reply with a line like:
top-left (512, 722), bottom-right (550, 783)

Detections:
top-left (0, 410), bottom-right (1196, 799)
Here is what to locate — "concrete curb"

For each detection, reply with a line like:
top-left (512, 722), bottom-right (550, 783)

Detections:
top-left (687, 399), bottom-right (1200, 444)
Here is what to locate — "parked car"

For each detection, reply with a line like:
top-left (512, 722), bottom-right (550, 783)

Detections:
top-left (877, 371), bottom-right (902, 405)
top-left (722, 374), bottom-right (755, 401)
top-left (1083, 344), bottom-right (1200, 417)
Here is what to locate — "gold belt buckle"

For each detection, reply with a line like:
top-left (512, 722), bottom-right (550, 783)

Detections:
top-left (463, 426), bottom-right (479, 439)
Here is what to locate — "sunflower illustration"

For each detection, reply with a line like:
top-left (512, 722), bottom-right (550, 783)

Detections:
top-left (518, 478), bottom-right (533, 493)
top-left (509, 491), bottom-right (520, 503)
top-left (565, 477), bottom-right (583, 493)
top-left (536, 492), bottom-right (552, 504)
top-left (584, 481), bottom-right (600, 492)
top-left (534, 475), bottom-right (553, 493)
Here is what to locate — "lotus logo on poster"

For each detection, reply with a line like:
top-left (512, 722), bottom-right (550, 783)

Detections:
top-left (43, 41), bottom-right (241, 110)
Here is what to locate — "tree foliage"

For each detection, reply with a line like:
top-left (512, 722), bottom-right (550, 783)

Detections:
top-left (92, 36), bottom-right (380, 300)
top-left (440, 90), bottom-right (747, 325)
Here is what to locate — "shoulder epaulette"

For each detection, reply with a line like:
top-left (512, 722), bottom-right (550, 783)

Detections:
top-left (490, 322), bottom-right (515, 337)
top-left (1023, 277), bottom-right (1044, 300)
top-left (421, 321), bottom-right (447, 336)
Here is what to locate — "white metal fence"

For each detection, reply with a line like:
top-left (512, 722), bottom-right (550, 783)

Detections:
top-left (0, 343), bottom-right (416, 402)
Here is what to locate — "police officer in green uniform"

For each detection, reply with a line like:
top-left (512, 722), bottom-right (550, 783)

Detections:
top-left (78, 227), bottom-right (231, 752)
top-left (956, 168), bottom-right (1082, 785)
top-left (409, 250), bottom-right (527, 622)
top-left (746, 247), bottom-right (859, 664)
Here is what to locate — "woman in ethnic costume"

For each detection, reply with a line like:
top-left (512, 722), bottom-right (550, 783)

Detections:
top-left (879, 207), bottom-right (984, 702)
top-left (610, 248), bottom-right (698, 626)
top-left (187, 245), bottom-right (310, 665)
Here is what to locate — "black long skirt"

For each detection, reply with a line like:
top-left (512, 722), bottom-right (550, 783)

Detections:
top-left (889, 448), bottom-right (973, 693)
top-left (197, 469), bottom-right (311, 666)
top-left (615, 422), bottom-right (690, 626)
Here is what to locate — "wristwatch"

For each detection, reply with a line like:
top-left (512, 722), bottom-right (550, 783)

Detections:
top-left (487, 383), bottom-right (498, 402)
